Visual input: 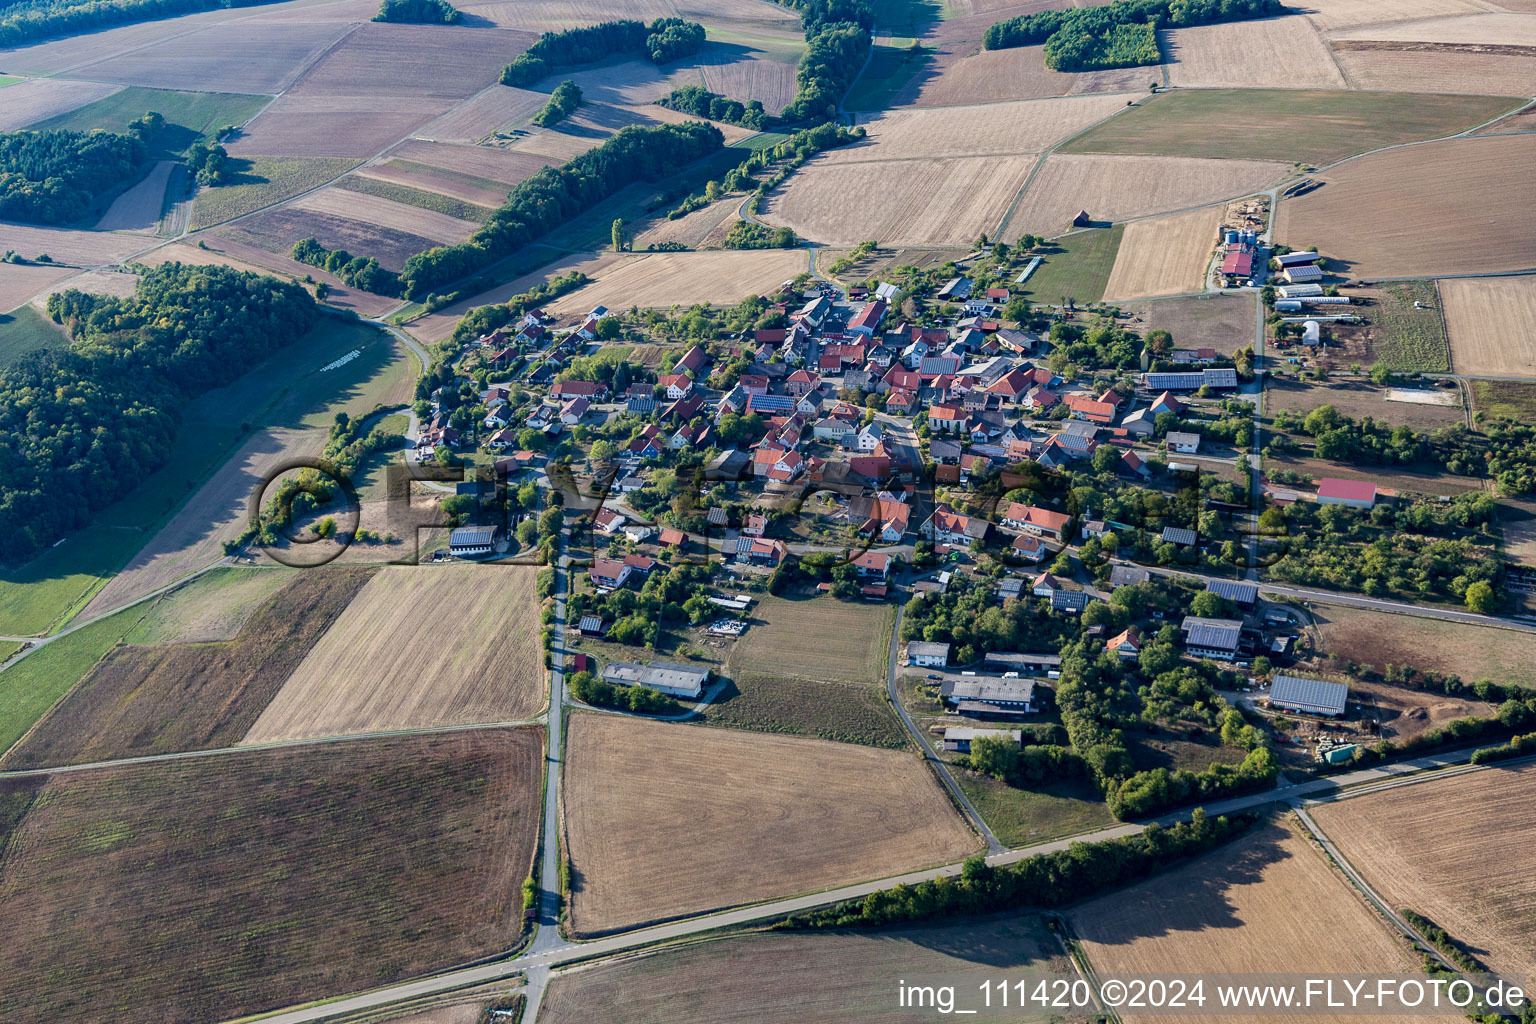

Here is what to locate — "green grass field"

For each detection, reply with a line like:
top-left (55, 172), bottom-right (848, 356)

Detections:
top-left (0, 605), bottom-right (144, 758)
top-left (334, 174), bottom-right (493, 223)
top-left (0, 75), bottom-right (22, 88)
top-left (1016, 225), bottom-right (1124, 305)
top-left (1472, 380), bottom-right (1536, 424)
top-left (955, 771), bottom-right (1115, 847)
top-left (34, 87), bottom-right (269, 157)
top-left (843, 43), bottom-right (931, 111)
top-left (1368, 281), bottom-right (1450, 372)
top-left (0, 304), bottom-right (67, 369)
top-left (1059, 90), bottom-right (1521, 166)
top-left (189, 155), bottom-right (360, 229)
top-left (0, 318), bottom-right (412, 637)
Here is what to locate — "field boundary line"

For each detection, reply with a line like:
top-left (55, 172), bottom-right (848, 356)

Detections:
top-left (0, 718), bottom-right (546, 779)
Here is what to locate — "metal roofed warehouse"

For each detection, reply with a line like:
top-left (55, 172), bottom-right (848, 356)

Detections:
top-left (601, 661), bottom-right (711, 699)
top-left (1269, 675), bottom-right (1349, 717)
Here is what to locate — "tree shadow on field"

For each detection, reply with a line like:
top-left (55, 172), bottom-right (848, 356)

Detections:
top-left (1055, 821), bottom-right (1292, 946)
top-left (214, 156), bottom-right (268, 188)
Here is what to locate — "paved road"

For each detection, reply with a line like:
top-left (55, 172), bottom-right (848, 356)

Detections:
top-left (882, 579), bottom-right (1005, 854)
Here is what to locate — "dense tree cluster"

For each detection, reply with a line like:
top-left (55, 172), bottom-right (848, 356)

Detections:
top-left (657, 85), bottom-right (771, 129)
top-left (983, 0), bottom-right (1286, 70)
top-left (531, 80), bottom-right (582, 128)
top-left (780, 18), bottom-right (870, 121)
top-left (566, 561), bottom-right (720, 648)
top-left (186, 137), bottom-right (230, 185)
top-left (787, 809), bottom-right (1253, 928)
top-left (0, 127), bottom-right (146, 224)
top-left (400, 122), bottom-right (723, 298)
top-left (722, 220), bottom-right (796, 249)
top-left (291, 237), bottom-right (401, 296)
top-left (0, 264), bottom-right (317, 563)
top-left (499, 18), bottom-right (705, 87)
top-left (372, 0), bottom-right (460, 23)
top-left (0, 0), bottom-right (278, 48)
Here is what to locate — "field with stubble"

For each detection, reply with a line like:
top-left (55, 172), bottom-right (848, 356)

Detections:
top-left (1439, 276), bottom-right (1536, 377)
top-left (1162, 18), bottom-right (1346, 89)
top-left (1312, 764), bottom-right (1536, 979)
top-left (539, 916), bottom-right (1078, 1024)
top-left (834, 95), bottom-right (1127, 162)
top-left (763, 154), bottom-right (1037, 247)
top-left (543, 249), bottom-right (808, 314)
top-left (244, 564), bottom-right (546, 743)
top-left (1072, 820), bottom-right (1448, 1024)
top-left (1331, 42), bottom-right (1536, 96)
top-left (0, 729), bottom-right (542, 1024)
top-left (1, 569), bottom-right (374, 770)
top-left (1003, 154), bottom-right (1286, 240)
top-left (562, 714), bottom-right (978, 937)
top-left (1274, 134), bottom-right (1536, 278)
top-left (1103, 206), bottom-right (1221, 300)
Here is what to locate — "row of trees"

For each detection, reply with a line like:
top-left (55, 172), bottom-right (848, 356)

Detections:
top-left (500, 18), bottom-right (705, 87)
top-left (0, 0), bottom-right (278, 48)
top-left (983, 0), bottom-right (1286, 70)
top-left (568, 669), bottom-right (684, 714)
top-left (398, 121), bottom-right (724, 298)
top-left (0, 127), bottom-right (146, 224)
top-left (786, 809), bottom-right (1253, 928)
top-left (1, 264), bottom-right (318, 563)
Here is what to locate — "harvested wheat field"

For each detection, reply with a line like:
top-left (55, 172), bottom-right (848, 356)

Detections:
top-left (35, 268), bottom-right (140, 304)
top-left (1072, 819), bottom-right (1447, 1024)
top-left (701, 52), bottom-right (798, 115)
top-left (536, 55), bottom-right (703, 107)
top-left (764, 154), bottom-right (1036, 246)
top-left (1274, 134), bottom-right (1536, 278)
top-left (1301, 0), bottom-right (1484, 32)
top-left (64, 20), bottom-right (352, 94)
top-left (0, 263), bottom-right (77, 313)
top-left (289, 186), bottom-right (480, 244)
top-left (1, 569), bottom-right (375, 769)
top-left (390, 138), bottom-right (560, 186)
top-left (416, 84), bottom-right (548, 142)
top-left (1312, 764), bottom-right (1536, 979)
top-left (543, 249), bottom-right (807, 314)
top-left (540, 915), bottom-right (1071, 1024)
top-left (243, 564), bottom-right (546, 742)
top-left (0, 728), bottom-right (542, 1024)
top-left (631, 196), bottom-right (741, 250)
top-left (0, 78), bottom-right (123, 131)
top-left (563, 713), bottom-right (978, 937)
top-left (1103, 206), bottom-right (1221, 301)
top-left (0, 222), bottom-right (151, 266)
top-left (1004, 154), bottom-right (1286, 240)
top-left (1439, 276), bottom-right (1536, 378)
top-left (1333, 11), bottom-right (1536, 44)
top-left (356, 161), bottom-right (510, 208)
top-left (1332, 42), bottom-right (1536, 96)
top-left (229, 95), bottom-right (451, 158)
top-left (1163, 18), bottom-right (1346, 89)
top-left (93, 161), bottom-right (174, 233)
top-left (1312, 601), bottom-right (1536, 686)
top-left (461, 0), bottom-right (683, 33)
top-left (836, 94), bottom-right (1125, 162)
top-left (896, 43), bottom-right (1153, 107)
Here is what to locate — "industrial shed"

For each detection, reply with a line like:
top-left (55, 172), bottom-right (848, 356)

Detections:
top-left (1269, 675), bottom-right (1349, 717)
